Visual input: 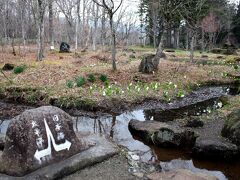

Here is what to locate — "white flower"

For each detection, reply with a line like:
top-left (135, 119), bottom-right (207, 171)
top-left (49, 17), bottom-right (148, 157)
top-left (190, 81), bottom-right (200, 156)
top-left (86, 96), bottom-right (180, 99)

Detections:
top-left (102, 91), bottom-right (106, 96)
top-left (129, 83), bottom-right (133, 86)
top-left (180, 94), bottom-right (185, 98)
top-left (169, 82), bottom-right (173, 85)
top-left (146, 87), bottom-right (149, 91)
top-left (122, 91), bottom-right (125, 94)
top-left (174, 84), bottom-right (177, 89)
top-left (184, 76), bottom-right (187, 79)
top-left (90, 86), bottom-right (93, 90)
top-left (217, 102), bottom-right (223, 108)
top-left (164, 91), bottom-right (168, 95)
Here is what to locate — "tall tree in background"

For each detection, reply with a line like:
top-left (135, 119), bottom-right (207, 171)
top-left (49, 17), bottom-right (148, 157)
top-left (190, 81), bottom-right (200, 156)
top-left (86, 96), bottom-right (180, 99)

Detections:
top-left (93, 0), bottom-right (123, 71)
top-left (201, 12), bottom-right (220, 51)
top-left (149, 0), bottom-right (182, 70)
top-left (36, 0), bottom-right (47, 61)
top-left (232, 2), bottom-right (240, 44)
top-left (49, 0), bottom-right (54, 50)
top-left (178, 0), bottom-right (209, 62)
top-left (92, 2), bottom-right (99, 51)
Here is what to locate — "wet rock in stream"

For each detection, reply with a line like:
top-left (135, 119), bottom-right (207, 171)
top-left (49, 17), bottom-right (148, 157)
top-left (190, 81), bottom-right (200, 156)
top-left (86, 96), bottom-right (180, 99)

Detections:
top-left (128, 120), bottom-right (197, 147)
top-left (193, 137), bottom-right (238, 160)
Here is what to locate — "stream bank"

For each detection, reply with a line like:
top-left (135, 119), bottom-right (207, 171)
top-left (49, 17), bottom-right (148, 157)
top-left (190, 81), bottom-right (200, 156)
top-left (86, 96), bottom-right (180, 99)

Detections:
top-left (0, 84), bottom-right (240, 179)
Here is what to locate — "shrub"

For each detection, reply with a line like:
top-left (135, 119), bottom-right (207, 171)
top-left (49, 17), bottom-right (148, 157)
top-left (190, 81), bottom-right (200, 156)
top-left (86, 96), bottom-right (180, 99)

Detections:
top-left (66, 80), bottom-right (74, 88)
top-left (13, 65), bottom-right (26, 74)
top-left (99, 74), bottom-right (108, 83)
top-left (87, 74), bottom-right (96, 83)
top-left (75, 76), bottom-right (85, 87)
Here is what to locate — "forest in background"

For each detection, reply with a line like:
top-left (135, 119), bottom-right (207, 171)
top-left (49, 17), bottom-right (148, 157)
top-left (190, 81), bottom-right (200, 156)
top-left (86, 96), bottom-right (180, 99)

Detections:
top-left (0, 0), bottom-right (240, 59)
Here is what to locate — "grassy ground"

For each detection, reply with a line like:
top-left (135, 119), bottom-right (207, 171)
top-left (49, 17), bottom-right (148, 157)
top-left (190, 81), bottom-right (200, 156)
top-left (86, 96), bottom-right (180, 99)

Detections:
top-left (0, 45), bottom-right (239, 111)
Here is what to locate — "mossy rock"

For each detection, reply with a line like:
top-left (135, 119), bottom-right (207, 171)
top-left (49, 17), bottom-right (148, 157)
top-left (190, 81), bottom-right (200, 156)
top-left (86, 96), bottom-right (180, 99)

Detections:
top-left (222, 109), bottom-right (240, 146)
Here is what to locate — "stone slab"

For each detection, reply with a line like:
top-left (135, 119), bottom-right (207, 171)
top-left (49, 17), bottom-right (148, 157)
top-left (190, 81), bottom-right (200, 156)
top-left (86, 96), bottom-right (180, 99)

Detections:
top-left (0, 135), bottom-right (118, 180)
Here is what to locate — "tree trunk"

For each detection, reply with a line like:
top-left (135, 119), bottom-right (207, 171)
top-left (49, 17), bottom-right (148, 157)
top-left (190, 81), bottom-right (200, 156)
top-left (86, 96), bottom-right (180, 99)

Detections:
top-left (11, 37), bottom-right (16, 56)
top-left (167, 26), bottom-right (172, 48)
top-left (109, 14), bottom-right (117, 71)
top-left (101, 7), bottom-right (106, 49)
top-left (75, 19), bottom-right (79, 51)
top-left (37, 0), bottom-right (45, 61)
top-left (81, 0), bottom-right (86, 48)
top-left (190, 32), bottom-right (195, 63)
top-left (37, 20), bottom-right (44, 61)
top-left (75, 0), bottom-right (81, 51)
top-left (174, 28), bottom-right (179, 49)
top-left (201, 28), bottom-right (205, 52)
top-left (186, 29), bottom-right (189, 50)
top-left (49, 0), bottom-right (54, 50)
top-left (153, 35), bottom-right (164, 69)
top-left (92, 3), bottom-right (99, 51)
top-left (21, 5), bottom-right (26, 55)
top-left (152, 10), bottom-right (157, 49)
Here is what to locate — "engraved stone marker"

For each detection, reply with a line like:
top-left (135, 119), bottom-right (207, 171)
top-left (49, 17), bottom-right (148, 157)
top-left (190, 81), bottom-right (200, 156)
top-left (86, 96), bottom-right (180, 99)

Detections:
top-left (1, 106), bottom-right (88, 176)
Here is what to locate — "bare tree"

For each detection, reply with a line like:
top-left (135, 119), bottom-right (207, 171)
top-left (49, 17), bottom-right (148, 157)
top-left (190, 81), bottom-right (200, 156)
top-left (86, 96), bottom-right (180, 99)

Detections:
top-left (92, 2), bottom-right (99, 51)
top-left (100, 7), bottom-right (107, 49)
top-left (49, 0), bottom-right (54, 50)
top-left (177, 0), bottom-right (208, 62)
top-left (56, 0), bottom-right (75, 42)
top-left (201, 12), bottom-right (220, 51)
top-left (36, 0), bottom-right (47, 61)
top-left (75, 0), bottom-right (81, 51)
top-left (93, 0), bottom-right (123, 71)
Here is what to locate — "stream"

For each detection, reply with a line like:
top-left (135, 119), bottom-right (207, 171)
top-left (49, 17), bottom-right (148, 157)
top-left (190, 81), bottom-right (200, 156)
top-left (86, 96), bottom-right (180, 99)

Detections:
top-left (0, 85), bottom-right (240, 179)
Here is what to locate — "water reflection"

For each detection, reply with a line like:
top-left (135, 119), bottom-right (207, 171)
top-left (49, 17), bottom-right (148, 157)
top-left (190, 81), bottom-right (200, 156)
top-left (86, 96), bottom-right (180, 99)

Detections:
top-left (143, 98), bottom-right (223, 122)
top-left (74, 110), bottom-right (157, 162)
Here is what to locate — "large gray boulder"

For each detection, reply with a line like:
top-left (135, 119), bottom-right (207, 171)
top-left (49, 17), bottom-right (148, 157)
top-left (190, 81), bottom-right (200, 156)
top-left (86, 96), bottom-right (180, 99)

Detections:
top-left (0, 106), bottom-right (89, 176)
top-left (222, 109), bottom-right (240, 146)
top-left (128, 120), bottom-right (196, 147)
top-left (193, 137), bottom-right (238, 160)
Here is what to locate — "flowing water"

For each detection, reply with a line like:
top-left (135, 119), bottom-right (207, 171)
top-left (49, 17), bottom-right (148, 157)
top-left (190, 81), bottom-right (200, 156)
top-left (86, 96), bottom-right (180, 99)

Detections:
top-left (0, 85), bottom-right (239, 179)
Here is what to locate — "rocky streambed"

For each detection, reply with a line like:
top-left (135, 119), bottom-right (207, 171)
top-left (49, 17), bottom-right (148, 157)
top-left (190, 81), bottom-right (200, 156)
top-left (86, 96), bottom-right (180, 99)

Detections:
top-left (0, 85), bottom-right (240, 179)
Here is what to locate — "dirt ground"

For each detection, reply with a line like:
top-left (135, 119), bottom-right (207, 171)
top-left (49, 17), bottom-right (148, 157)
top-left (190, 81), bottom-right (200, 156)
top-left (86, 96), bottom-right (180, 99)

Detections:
top-left (62, 155), bottom-right (139, 180)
